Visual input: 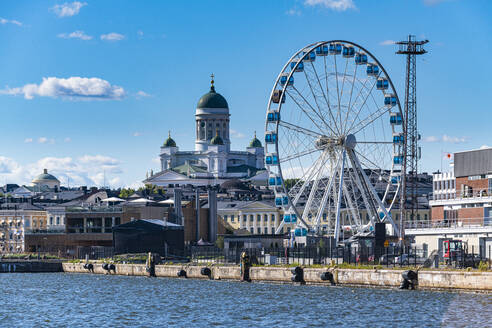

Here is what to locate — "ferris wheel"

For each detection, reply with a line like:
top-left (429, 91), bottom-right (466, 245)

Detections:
top-left (265, 40), bottom-right (403, 242)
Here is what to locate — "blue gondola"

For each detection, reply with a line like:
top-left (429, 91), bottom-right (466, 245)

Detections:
top-left (269, 176), bottom-right (282, 186)
top-left (291, 214), bottom-right (297, 222)
top-left (283, 214), bottom-right (291, 223)
top-left (267, 110), bottom-right (280, 121)
top-left (265, 154), bottom-right (279, 165)
top-left (391, 175), bottom-right (401, 184)
top-left (315, 45), bottom-right (328, 56)
top-left (329, 43), bottom-right (342, 55)
top-left (355, 52), bottom-right (368, 65)
top-left (343, 45), bottom-right (355, 58)
top-left (393, 155), bottom-right (403, 165)
top-left (384, 94), bottom-right (397, 107)
top-left (265, 132), bottom-right (277, 143)
top-left (390, 112), bottom-right (402, 125)
top-left (366, 64), bottom-right (379, 76)
top-left (302, 51), bottom-right (316, 62)
top-left (280, 74), bottom-right (294, 86)
top-left (290, 60), bottom-right (304, 72)
top-left (271, 90), bottom-right (285, 104)
top-left (393, 133), bottom-right (404, 145)
top-left (276, 196), bottom-right (289, 206)
top-left (294, 228), bottom-right (307, 236)
top-left (376, 78), bottom-right (389, 90)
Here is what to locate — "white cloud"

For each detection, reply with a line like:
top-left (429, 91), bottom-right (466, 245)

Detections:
top-left (442, 135), bottom-right (468, 144)
top-left (133, 132), bottom-right (142, 137)
top-left (52, 1), bottom-right (87, 17)
top-left (152, 157), bottom-right (160, 165)
top-left (24, 138), bottom-right (33, 143)
top-left (379, 40), bottom-right (395, 46)
top-left (136, 90), bottom-right (150, 98)
top-left (0, 155), bottom-right (124, 187)
top-left (57, 30), bottom-right (92, 40)
top-left (480, 145), bottom-right (491, 150)
top-left (137, 30), bottom-right (144, 37)
top-left (64, 137), bottom-right (71, 143)
top-left (38, 137), bottom-right (48, 144)
top-left (423, 136), bottom-right (439, 143)
top-left (423, 135), bottom-right (468, 144)
top-left (0, 18), bottom-right (22, 26)
top-left (100, 33), bottom-right (125, 41)
top-left (304, 0), bottom-right (356, 11)
top-left (286, 8), bottom-right (302, 16)
top-left (1, 76), bottom-right (125, 100)
top-left (230, 129), bottom-right (246, 139)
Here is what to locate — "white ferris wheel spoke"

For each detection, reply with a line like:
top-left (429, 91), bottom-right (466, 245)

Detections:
top-left (278, 120), bottom-right (322, 139)
top-left (344, 71), bottom-right (382, 134)
top-left (313, 154), bottom-right (341, 233)
top-left (308, 61), bottom-right (341, 136)
top-left (333, 149), bottom-right (346, 242)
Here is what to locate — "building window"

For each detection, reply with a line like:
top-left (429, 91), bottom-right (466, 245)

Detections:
top-left (250, 215), bottom-right (254, 222)
top-left (264, 227), bottom-right (268, 234)
top-left (257, 227), bottom-right (261, 234)
top-left (224, 215), bottom-right (228, 221)
top-left (271, 227), bottom-right (275, 234)
top-left (264, 214), bottom-right (268, 221)
top-left (271, 214), bottom-right (275, 222)
top-left (243, 215), bottom-right (247, 222)
top-left (231, 215), bottom-right (235, 222)
top-left (323, 213), bottom-right (327, 221)
top-left (257, 214), bottom-right (261, 222)
top-left (56, 217), bottom-right (60, 225)
top-left (250, 227), bottom-right (254, 233)
top-left (49, 217), bottom-right (53, 225)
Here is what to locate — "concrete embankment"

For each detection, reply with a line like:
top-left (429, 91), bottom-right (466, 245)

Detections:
top-left (62, 262), bottom-right (492, 291)
top-left (0, 261), bottom-right (63, 273)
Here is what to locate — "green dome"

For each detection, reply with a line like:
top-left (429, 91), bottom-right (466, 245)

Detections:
top-left (163, 132), bottom-right (176, 147)
top-left (249, 132), bottom-right (262, 148)
top-left (210, 132), bottom-right (224, 145)
top-left (197, 85), bottom-right (229, 109)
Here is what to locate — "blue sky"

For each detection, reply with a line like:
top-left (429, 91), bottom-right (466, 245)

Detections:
top-left (0, 0), bottom-right (490, 188)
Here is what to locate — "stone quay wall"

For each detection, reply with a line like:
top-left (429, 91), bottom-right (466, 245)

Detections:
top-left (62, 263), bottom-right (492, 291)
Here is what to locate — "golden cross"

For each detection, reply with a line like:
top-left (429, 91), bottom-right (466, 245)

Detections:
top-left (210, 73), bottom-right (215, 86)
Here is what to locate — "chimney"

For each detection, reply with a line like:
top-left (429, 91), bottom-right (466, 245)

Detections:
top-left (44, 169), bottom-right (48, 174)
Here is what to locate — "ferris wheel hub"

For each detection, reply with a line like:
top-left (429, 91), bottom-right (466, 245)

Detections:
top-left (314, 134), bottom-right (356, 151)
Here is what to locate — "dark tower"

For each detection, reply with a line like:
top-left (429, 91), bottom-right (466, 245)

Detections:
top-left (396, 35), bottom-right (428, 240)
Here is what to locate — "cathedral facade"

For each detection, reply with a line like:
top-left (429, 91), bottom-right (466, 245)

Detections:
top-left (145, 78), bottom-right (266, 187)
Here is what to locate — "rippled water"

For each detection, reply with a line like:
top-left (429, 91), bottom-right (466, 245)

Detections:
top-left (0, 273), bottom-right (490, 327)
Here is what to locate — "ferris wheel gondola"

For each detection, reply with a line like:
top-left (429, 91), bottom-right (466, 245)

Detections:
top-left (265, 40), bottom-right (404, 242)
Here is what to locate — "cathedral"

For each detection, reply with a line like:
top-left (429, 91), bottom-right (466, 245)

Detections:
top-left (144, 77), bottom-right (266, 187)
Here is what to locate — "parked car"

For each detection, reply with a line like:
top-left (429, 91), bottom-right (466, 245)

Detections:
top-left (394, 254), bottom-right (425, 266)
top-left (379, 254), bottom-right (397, 265)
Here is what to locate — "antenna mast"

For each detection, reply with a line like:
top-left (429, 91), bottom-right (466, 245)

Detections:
top-left (396, 35), bottom-right (428, 241)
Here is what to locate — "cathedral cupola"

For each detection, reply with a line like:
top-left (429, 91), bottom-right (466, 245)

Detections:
top-left (249, 131), bottom-right (262, 148)
top-left (163, 131), bottom-right (177, 147)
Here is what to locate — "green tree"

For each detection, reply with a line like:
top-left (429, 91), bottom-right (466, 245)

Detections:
top-left (284, 178), bottom-right (300, 191)
top-left (119, 188), bottom-right (135, 198)
top-left (215, 236), bottom-right (224, 249)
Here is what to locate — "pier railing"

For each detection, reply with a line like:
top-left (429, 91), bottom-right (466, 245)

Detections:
top-left (188, 244), bottom-right (490, 269)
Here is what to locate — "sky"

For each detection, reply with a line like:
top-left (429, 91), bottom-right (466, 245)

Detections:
top-left (0, 0), bottom-right (490, 188)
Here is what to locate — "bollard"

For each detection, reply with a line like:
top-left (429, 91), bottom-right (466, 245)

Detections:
top-left (177, 269), bottom-right (187, 278)
top-left (399, 270), bottom-right (418, 290)
top-left (240, 252), bottom-right (251, 282)
top-left (291, 266), bottom-right (304, 284)
top-left (200, 267), bottom-right (211, 277)
top-left (320, 271), bottom-right (336, 286)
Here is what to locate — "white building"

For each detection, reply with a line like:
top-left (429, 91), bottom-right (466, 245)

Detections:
top-left (145, 78), bottom-right (266, 187)
top-left (31, 169), bottom-right (60, 190)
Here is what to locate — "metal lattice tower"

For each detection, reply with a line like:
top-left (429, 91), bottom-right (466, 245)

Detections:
top-left (396, 35), bottom-right (428, 238)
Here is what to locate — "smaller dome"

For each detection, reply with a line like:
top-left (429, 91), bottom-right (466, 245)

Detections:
top-left (32, 169), bottom-right (59, 183)
top-left (163, 131), bottom-right (177, 147)
top-left (249, 131), bottom-right (262, 148)
top-left (210, 131), bottom-right (224, 145)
